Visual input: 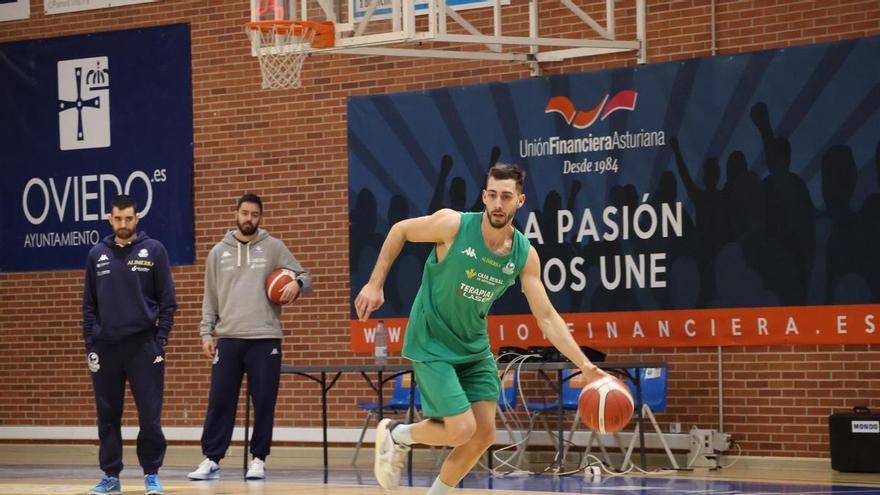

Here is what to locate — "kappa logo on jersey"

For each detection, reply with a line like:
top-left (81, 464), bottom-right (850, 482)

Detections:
top-left (98, 254), bottom-right (109, 262)
top-left (153, 355), bottom-right (164, 364)
top-left (57, 57), bottom-right (111, 150)
top-left (461, 247), bottom-right (477, 258)
top-left (138, 248), bottom-right (149, 258)
top-left (87, 352), bottom-right (100, 373)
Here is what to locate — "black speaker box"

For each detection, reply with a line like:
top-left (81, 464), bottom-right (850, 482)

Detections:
top-left (580, 345), bottom-right (606, 363)
top-left (497, 346), bottom-right (529, 362)
top-left (829, 407), bottom-right (880, 473)
top-left (527, 346), bottom-right (559, 361)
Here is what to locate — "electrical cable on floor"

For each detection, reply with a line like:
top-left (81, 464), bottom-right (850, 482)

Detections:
top-left (481, 353), bottom-right (542, 477)
top-left (716, 442), bottom-right (743, 469)
top-left (473, 352), bottom-right (691, 479)
top-left (685, 438), bottom-right (703, 469)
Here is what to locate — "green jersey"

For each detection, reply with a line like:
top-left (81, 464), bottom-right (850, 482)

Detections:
top-left (402, 211), bottom-right (531, 363)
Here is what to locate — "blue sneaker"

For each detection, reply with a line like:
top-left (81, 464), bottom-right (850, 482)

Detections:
top-left (88, 475), bottom-right (121, 495)
top-left (144, 474), bottom-right (164, 495)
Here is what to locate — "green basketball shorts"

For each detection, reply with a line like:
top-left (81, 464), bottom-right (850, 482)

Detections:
top-left (412, 356), bottom-right (500, 418)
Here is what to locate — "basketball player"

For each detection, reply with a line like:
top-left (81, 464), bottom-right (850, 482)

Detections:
top-left (188, 194), bottom-right (312, 481)
top-left (82, 194), bottom-right (177, 495)
top-left (355, 163), bottom-right (609, 493)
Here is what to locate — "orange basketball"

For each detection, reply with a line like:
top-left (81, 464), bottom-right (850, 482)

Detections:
top-left (265, 268), bottom-right (296, 304)
top-left (578, 375), bottom-right (634, 433)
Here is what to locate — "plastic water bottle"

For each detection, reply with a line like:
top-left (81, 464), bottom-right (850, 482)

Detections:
top-left (374, 320), bottom-right (388, 366)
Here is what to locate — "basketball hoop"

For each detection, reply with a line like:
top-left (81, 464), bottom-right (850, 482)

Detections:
top-left (245, 20), bottom-right (334, 90)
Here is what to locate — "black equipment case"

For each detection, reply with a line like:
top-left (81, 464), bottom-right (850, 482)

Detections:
top-left (829, 406), bottom-right (880, 473)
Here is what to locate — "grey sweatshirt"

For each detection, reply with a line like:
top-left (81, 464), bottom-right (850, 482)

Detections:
top-left (200, 229), bottom-right (312, 341)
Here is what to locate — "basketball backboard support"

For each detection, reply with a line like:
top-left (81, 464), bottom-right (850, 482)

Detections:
top-left (250, 0), bottom-right (645, 74)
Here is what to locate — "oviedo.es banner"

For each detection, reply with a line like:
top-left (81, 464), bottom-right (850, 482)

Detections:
top-left (0, 24), bottom-right (194, 271)
top-left (348, 36), bottom-right (880, 351)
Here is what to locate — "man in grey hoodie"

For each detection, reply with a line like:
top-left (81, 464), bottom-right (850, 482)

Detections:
top-left (188, 193), bottom-right (312, 481)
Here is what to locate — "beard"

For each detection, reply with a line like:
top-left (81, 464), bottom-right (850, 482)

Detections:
top-left (238, 219), bottom-right (259, 236)
top-left (114, 227), bottom-right (134, 240)
top-left (486, 209), bottom-right (511, 229)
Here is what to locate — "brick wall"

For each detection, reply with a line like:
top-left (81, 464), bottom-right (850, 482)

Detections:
top-left (1, 0), bottom-right (878, 458)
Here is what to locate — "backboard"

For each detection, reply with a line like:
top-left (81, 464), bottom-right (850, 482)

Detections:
top-left (249, 0), bottom-right (645, 72)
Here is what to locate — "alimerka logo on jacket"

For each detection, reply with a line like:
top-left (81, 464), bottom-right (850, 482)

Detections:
top-left (545, 90), bottom-right (638, 129)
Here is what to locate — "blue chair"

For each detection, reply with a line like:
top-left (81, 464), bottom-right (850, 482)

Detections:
top-left (626, 367), bottom-right (667, 412)
top-left (498, 368), bottom-right (519, 411)
top-left (517, 369), bottom-right (589, 466)
top-left (524, 370), bottom-right (631, 469)
top-left (524, 368), bottom-right (585, 415)
top-left (620, 367), bottom-right (679, 469)
top-left (351, 372), bottom-right (419, 465)
top-left (495, 367), bottom-right (520, 450)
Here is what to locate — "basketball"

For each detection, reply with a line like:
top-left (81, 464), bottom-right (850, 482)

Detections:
top-left (265, 268), bottom-right (296, 304)
top-left (578, 375), bottom-right (634, 433)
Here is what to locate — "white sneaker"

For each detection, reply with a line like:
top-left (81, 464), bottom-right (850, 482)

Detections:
top-left (187, 458), bottom-right (220, 480)
top-left (374, 418), bottom-right (410, 490)
top-left (246, 458), bottom-right (266, 480)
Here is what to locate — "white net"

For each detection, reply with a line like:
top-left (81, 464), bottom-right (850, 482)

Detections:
top-left (247, 22), bottom-right (316, 90)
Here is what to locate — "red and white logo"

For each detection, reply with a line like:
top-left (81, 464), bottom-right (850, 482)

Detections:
top-left (545, 90), bottom-right (638, 129)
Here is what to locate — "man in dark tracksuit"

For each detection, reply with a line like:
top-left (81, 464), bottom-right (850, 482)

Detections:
top-left (188, 193), bottom-right (311, 481)
top-left (82, 194), bottom-right (177, 495)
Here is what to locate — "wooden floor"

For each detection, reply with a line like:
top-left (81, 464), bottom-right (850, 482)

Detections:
top-left (1, 444), bottom-right (879, 495)
top-left (0, 480), bottom-right (434, 495)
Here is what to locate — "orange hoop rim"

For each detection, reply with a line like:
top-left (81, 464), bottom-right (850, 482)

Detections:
top-left (246, 19), bottom-right (335, 48)
top-left (246, 20), bottom-right (316, 35)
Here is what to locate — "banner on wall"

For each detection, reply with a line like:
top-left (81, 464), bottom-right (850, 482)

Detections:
top-left (0, 0), bottom-right (29, 21)
top-left (45, 0), bottom-right (157, 15)
top-left (348, 36), bottom-right (880, 350)
top-left (0, 24), bottom-right (194, 271)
